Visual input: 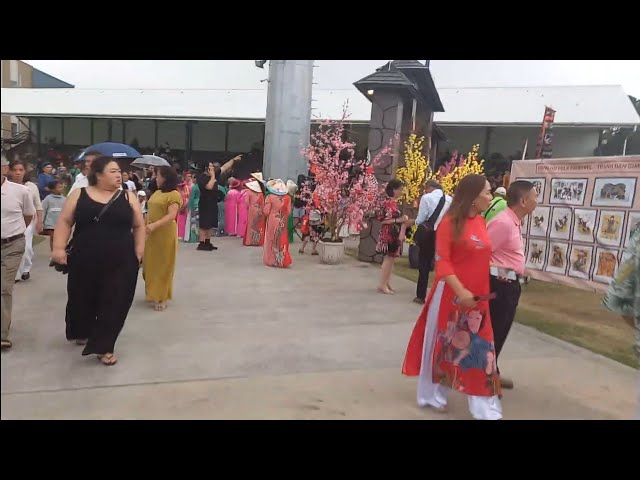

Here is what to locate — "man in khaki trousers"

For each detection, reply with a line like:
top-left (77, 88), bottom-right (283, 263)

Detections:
top-left (1, 155), bottom-right (35, 350)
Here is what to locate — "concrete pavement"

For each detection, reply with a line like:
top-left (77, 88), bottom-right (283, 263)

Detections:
top-left (1, 237), bottom-right (637, 419)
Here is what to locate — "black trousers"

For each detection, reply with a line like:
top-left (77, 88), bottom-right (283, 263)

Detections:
top-left (66, 254), bottom-right (139, 356)
top-left (416, 229), bottom-right (436, 301)
top-left (488, 276), bottom-right (522, 373)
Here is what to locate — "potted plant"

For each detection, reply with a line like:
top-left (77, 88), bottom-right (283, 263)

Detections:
top-left (301, 108), bottom-right (392, 265)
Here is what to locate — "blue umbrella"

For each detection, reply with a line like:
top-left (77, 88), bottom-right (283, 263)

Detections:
top-left (78, 142), bottom-right (141, 160)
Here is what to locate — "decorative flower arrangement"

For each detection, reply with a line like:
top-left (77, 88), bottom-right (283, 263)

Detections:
top-left (400, 143), bottom-right (486, 245)
top-left (396, 133), bottom-right (431, 205)
top-left (301, 107), bottom-right (395, 243)
top-left (436, 144), bottom-right (485, 196)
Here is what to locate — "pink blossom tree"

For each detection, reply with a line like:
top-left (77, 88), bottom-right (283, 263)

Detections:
top-left (301, 107), bottom-right (395, 242)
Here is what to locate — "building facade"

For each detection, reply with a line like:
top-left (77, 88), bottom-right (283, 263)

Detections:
top-left (1, 60), bottom-right (73, 141)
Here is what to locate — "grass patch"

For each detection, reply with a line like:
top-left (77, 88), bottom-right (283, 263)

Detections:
top-left (349, 251), bottom-right (638, 369)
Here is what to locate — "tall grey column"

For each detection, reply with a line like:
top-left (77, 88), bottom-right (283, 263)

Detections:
top-left (263, 60), bottom-right (314, 181)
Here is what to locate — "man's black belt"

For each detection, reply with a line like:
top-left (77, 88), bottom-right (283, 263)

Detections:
top-left (1, 233), bottom-right (24, 245)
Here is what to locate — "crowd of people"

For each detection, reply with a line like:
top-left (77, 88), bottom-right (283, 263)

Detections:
top-left (0, 147), bottom-right (325, 366)
top-left (1, 148), bottom-right (638, 418)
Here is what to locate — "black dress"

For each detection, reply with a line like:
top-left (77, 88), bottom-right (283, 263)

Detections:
top-left (197, 172), bottom-right (230, 230)
top-left (197, 174), bottom-right (218, 230)
top-left (65, 188), bottom-right (139, 356)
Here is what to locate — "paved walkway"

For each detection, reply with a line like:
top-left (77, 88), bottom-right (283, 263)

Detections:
top-left (1, 238), bottom-right (637, 419)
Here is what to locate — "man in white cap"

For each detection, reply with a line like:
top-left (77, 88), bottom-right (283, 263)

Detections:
top-left (483, 186), bottom-right (508, 223)
top-left (1, 155), bottom-right (36, 349)
top-left (137, 190), bottom-right (148, 219)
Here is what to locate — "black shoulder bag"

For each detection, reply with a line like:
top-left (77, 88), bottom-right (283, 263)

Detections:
top-left (53, 189), bottom-right (122, 274)
top-left (414, 193), bottom-right (446, 245)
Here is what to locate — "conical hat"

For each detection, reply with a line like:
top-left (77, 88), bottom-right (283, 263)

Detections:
top-left (251, 172), bottom-right (265, 183)
top-left (286, 180), bottom-right (298, 195)
top-left (266, 179), bottom-right (287, 196)
top-left (246, 180), bottom-right (262, 193)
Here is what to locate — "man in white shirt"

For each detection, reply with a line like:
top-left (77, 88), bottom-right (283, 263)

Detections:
top-left (413, 179), bottom-right (452, 304)
top-left (123, 172), bottom-right (137, 192)
top-left (68, 150), bottom-right (101, 194)
top-left (1, 155), bottom-right (36, 349)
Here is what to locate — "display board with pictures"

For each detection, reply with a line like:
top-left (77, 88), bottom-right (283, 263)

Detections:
top-left (511, 156), bottom-right (639, 291)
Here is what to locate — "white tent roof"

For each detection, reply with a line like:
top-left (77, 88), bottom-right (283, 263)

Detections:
top-left (1, 84), bottom-right (638, 126)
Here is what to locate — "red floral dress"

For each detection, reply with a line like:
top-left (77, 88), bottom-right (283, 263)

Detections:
top-left (376, 198), bottom-right (403, 257)
top-left (402, 215), bottom-right (501, 397)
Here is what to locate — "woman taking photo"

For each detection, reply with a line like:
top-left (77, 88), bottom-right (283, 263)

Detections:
top-left (52, 156), bottom-right (145, 366)
top-left (9, 159), bottom-right (43, 282)
top-left (402, 174), bottom-right (502, 420)
top-left (376, 179), bottom-right (411, 294)
top-left (142, 166), bottom-right (183, 311)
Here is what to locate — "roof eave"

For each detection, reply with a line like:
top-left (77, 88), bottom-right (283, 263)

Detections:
top-left (438, 122), bottom-right (640, 128)
top-left (10, 113), bottom-right (266, 123)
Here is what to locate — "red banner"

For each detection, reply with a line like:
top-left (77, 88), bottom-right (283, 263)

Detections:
top-left (535, 106), bottom-right (556, 159)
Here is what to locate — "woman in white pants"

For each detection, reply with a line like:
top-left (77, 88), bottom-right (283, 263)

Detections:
top-left (10, 159), bottom-right (43, 282)
top-left (402, 174), bottom-right (502, 420)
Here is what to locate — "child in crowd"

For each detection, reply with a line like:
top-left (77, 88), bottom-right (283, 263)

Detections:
top-left (41, 180), bottom-right (67, 264)
top-left (138, 190), bottom-right (148, 219)
top-left (299, 207), bottom-right (323, 256)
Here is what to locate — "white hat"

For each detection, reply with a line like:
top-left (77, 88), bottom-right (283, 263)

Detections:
top-left (266, 179), bottom-right (287, 196)
top-left (251, 172), bottom-right (265, 184)
top-left (138, 190), bottom-right (147, 196)
top-left (286, 180), bottom-right (298, 195)
top-left (495, 187), bottom-right (507, 196)
top-left (246, 180), bottom-right (262, 193)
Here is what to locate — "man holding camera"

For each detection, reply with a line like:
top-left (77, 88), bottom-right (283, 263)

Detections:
top-left (1, 155), bottom-right (36, 350)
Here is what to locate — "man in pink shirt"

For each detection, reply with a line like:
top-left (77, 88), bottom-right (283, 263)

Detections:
top-left (487, 180), bottom-right (538, 389)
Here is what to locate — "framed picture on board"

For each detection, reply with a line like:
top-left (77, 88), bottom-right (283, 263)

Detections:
top-left (624, 212), bottom-right (640, 247)
top-left (596, 210), bottom-right (626, 248)
top-left (550, 207), bottom-right (572, 241)
top-left (549, 178), bottom-right (588, 206)
top-left (529, 206), bottom-right (550, 237)
top-left (591, 177), bottom-right (637, 208)
top-left (568, 245), bottom-right (594, 280)
top-left (593, 247), bottom-right (619, 284)
top-left (572, 209), bottom-right (598, 243)
top-left (526, 238), bottom-right (547, 271)
top-left (545, 242), bottom-right (569, 275)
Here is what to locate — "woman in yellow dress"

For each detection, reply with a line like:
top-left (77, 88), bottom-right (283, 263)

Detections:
top-left (143, 166), bottom-right (183, 311)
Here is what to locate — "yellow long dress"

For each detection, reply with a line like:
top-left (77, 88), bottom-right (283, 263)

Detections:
top-left (143, 190), bottom-right (183, 302)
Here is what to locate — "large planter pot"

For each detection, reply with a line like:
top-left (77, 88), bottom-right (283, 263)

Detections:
top-left (319, 240), bottom-right (345, 265)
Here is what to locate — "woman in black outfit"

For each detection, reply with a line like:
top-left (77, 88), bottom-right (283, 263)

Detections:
top-left (52, 156), bottom-right (145, 366)
top-left (196, 156), bottom-right (241, 251)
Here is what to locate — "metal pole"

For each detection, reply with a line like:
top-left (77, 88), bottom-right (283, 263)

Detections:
top-left (263, 60), bottom-right (314, 181)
